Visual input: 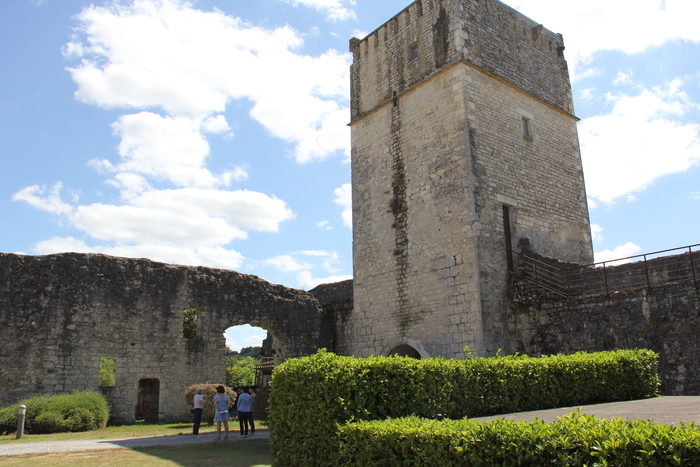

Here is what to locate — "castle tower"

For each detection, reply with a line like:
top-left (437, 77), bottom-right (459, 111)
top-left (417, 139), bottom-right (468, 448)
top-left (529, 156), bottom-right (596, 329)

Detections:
top-left (348, 0), bottom-right (593, 358)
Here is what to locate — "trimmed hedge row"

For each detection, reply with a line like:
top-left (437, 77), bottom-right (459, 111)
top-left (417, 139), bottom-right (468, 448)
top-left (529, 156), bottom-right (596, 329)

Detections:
top-left (335, 412), bottom-right (700, 466)
top-left (268, 349), bottom-right (659, 466)
top-left (0, 390), bottom-right (109, 435)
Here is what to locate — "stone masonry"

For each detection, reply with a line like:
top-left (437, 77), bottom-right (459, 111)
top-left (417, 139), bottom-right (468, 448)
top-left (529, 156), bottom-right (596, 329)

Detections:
top-left (2, 0), bottom-right (698, 427)
top-left (348, 0), bottom-right (593, 360)
top-left (0, 252), bottom-right (329, 423)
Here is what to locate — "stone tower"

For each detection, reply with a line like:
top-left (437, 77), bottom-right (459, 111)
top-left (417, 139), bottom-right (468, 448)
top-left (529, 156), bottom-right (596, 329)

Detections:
top-left (348, 0), bottom-right (593, 358)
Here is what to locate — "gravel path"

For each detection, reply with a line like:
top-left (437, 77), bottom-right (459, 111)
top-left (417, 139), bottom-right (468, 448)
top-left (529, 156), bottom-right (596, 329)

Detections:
top-left (0, 430), bottom-right (269, 457)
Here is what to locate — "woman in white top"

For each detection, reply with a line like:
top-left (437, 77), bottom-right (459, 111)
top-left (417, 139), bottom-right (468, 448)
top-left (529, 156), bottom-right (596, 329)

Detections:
top-left (213, 385), bottom-right (231, 440)
top-left (192, 387), bottom-right (206, 435)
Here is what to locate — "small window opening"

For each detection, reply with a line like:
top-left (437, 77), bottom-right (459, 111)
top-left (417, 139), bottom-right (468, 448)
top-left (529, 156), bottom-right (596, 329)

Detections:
top-left (409, 44), bottom-right (419, 61)
top-left (503, 205), bottom-right (514, 272)
top-left (99, 356), bottom-right (116, 387)
top-left (522, 116), bottom-right (532, 140)
top-left (183, 307), bottom-right (199, 339)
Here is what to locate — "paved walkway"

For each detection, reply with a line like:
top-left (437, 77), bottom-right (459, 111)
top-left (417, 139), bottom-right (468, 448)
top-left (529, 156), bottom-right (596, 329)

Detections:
top-left (472, 396), bottom-right (700, 424)
top-left (0, 429), bottom-right (269, 457)
top-left (2, 397), bottom-right (700, 457)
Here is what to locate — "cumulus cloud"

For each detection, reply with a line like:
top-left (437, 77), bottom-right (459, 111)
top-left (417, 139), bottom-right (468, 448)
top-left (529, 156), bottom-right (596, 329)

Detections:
top-left (281, 0), bottom-right (357, 21)
top-left (594, 242), bottom-right (642, 265)
top-left (15, 182), bottom-right (293, 267)
top-left (265, 254), bottom-right (313, 273)
top-left (509, 0), bottom-right (700, 79)
top-left (333, 183), bottom-right (352, 228)
top-left (63, 0), bottom-right (351, 162)
top-left (265, 249), bottom-right (350, 288)
top-left (15, 0), bottom-right (358, 273)
top-left (316, 220), bottom-right (332, 230)
top-left (12, 183), bottom-right (75, 217)
top-left (33, 236), bottom-right (246, 270)
top-left (297, 270), bottom-right (352, 290)
top-left (579, 80), bottom-right (700, 204)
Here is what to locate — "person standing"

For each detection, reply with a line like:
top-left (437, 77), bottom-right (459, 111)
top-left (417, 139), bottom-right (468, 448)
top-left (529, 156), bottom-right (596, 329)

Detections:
top-left (236, 385), bottom-right (253, 437)
top-left (213, 385), bottom-right (231, 440)
top-left (247, 386), bottom-right (256, 436)
top-left (192, 387), bottom-right (206, 435)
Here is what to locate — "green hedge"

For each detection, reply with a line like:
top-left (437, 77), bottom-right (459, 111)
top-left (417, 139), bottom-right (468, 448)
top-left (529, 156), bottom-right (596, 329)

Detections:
top-left (0, 390), bottom-right (109, 435)
top-left (268, 349), bottom-right (659, 466)
top-left (335, 412), bottom-right (700, 466)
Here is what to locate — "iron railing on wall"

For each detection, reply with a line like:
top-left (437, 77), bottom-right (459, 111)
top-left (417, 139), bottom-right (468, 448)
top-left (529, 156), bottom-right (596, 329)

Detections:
top-left (516, 243), bottom-right (700, 298)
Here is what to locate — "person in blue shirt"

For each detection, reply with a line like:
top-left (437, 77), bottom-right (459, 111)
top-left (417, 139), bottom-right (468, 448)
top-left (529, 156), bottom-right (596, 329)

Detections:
top-left (236, 386), bottom-right (255, 437)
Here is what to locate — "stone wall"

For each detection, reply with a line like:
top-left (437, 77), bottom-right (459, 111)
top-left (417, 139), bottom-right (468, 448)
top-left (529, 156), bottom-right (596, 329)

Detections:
top-left (0, 252), bottom-right (329, 423)
top-left (309, 279), bottom-right (354, 354)
top-left (509, 278), bottom-right (700, 395)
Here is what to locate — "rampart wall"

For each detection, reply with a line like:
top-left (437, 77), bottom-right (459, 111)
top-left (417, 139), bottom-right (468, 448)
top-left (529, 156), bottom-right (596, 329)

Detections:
top-left (0, 252), bottom-right (329, 423)
top-left (509, 279), bottom-right (700, 395)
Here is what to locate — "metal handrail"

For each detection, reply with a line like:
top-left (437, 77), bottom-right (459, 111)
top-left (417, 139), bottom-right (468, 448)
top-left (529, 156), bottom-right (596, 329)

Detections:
top-left (517, 243), bottom-right (700, 298)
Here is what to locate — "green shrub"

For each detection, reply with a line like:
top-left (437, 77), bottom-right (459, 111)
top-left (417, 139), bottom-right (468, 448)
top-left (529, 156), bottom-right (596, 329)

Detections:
top-left (268, 349), bottom-right (660, 466)
top-left (32, 411), bottom-right (68, 434)
top-left (0, 390), bottom-right (109, 435)
top-left (184, 384), bottom-right (237, 424)
top-left (335, 412), bottom-right (700, 466)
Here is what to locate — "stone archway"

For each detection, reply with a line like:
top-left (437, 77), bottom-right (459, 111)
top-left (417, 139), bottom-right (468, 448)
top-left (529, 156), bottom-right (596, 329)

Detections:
top-left (388, 343), bottom-right (422, 359)
top-left (0, 252), bottom-right (332, 423)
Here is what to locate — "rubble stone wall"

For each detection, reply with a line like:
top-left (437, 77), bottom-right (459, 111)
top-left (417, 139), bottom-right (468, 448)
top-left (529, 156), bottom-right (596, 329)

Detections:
top-left (0, 252), bottom-right (328, 423)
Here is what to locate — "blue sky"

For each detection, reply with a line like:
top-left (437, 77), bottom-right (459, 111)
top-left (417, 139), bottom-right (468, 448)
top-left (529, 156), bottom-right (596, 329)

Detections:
top-left (2, 0), bottom-right (699, 350)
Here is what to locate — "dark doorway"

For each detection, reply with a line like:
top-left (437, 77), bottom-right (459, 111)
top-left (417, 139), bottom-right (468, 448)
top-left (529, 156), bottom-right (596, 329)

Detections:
top-left (138, 378), bottom-right (160, 423)
top-left (388, 344), bottom-right (422, 359)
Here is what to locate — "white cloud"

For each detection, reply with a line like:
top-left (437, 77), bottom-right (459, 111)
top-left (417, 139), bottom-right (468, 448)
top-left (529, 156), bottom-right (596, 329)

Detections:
top-left (265, 254), bottom-right (312, 272)
top-left (104, 112), bottom-right (232, 188)
top-left (297, 249), bottom-right (332, 256)
top-left (64, 0), bottom-right (351, 162)
top-left (12, 183), bottom-right (75, 217)
top-left (15, 183), bottom-right (294, 251)
top-left (297, 270), bottom-right (352, 290)
top-left (202, 115), bottom-right (232, 136)
top-left (264, 249), bottom-right (349, 287)
top-left (333, 183), bottom-right (352, 228)
top-left (579, 80), bottom-right (700, 204)
top-left (316, 220), bottom-right (332, 230)
top-left (509, 0), bottom-right (700, 80)
top-left (281, 0), bottom-right (357, 21)
top-left (32, 236), bottom-right (245, 270)
top-left (590, 224), bottom-right (603, 241)
top-left (594, 242), bottom-right (642, 265)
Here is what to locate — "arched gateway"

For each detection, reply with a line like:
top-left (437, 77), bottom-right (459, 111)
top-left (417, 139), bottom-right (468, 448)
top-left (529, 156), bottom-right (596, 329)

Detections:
top-left (0, 252), bottom-right (330, 423)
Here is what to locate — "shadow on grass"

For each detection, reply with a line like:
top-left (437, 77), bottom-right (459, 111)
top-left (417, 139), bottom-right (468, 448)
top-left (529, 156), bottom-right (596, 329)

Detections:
top-left (134, 438), bottom-right (271, 466)
top-left (0, 438), bottom-right (272, 467)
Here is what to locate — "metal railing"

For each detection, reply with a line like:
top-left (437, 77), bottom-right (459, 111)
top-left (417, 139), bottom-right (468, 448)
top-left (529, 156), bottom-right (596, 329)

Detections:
top-left (517, 243), bottom-right (700, 298)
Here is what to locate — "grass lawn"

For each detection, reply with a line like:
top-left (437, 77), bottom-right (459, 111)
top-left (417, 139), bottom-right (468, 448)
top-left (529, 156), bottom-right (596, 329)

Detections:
top-left (0, 422), bottom-right (272, 466)
top-left (0, 438), bottom-right (271, 466)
